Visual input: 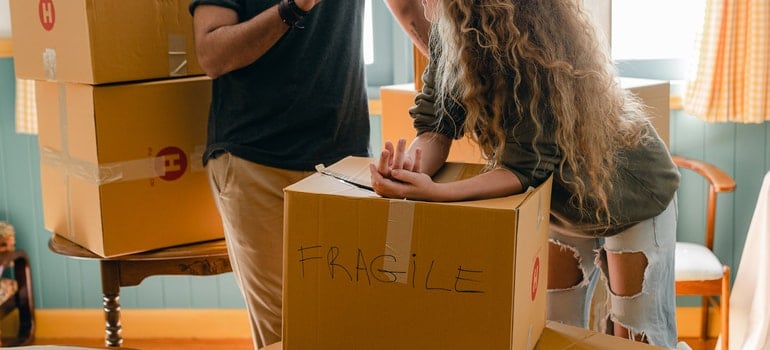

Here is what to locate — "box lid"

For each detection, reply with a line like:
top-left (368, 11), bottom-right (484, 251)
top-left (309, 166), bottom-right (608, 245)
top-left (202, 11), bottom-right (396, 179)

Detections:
top-left (286, 156), bottom-right (534, 210)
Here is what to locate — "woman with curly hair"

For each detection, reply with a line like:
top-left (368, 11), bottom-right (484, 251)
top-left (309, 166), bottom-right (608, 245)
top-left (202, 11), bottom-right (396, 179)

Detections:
top-left (371, 0), bottom-right (681, 348)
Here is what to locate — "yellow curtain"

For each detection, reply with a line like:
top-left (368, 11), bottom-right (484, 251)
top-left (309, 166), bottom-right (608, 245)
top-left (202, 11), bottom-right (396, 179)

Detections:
top-left (14, 78), bottom-right (37, 135)
top-left (684, 0), bottom-right (769, 123)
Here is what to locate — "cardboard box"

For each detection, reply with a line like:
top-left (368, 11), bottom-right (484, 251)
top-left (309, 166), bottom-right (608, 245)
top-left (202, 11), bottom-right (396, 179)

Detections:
top-left (10, 0), bottom-right (203, 84)
top-left (621, 77), bottom-right (671, 147)
top-left (36, 76), bottom-right (222, 257)
top-left (266, 321), bottom-right (664, 349)
top-left (380, 78), bottom-right (670, 164)
top-left (536, 321), bottom-right (665, 349)
top-left (283, 156), bottom-right (552, 350)
top-left (380, 84), bottom-right (486, 164)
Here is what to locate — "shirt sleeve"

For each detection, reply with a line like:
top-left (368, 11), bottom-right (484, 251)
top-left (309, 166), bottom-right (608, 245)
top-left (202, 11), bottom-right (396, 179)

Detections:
top-left (499, 122), bottom-right (560, 189)
top-left (410, 57), bottom-right (559, 190)
top-left (409, 62), bottom-right (466, 140)
top-left (189, 0), bottom-right (240, 15)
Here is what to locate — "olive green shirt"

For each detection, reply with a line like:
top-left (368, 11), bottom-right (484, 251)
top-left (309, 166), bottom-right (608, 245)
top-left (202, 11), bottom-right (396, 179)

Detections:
top-left (410, 63), bottom-right (680, 237)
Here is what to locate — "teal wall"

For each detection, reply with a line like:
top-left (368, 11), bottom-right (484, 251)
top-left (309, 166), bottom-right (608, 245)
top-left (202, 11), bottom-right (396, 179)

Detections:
top-left (671, 109), bottom-right (770, 280)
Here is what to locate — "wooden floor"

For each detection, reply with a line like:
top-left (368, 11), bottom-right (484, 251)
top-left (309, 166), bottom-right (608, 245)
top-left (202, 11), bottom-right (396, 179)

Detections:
top-left (30, 338), bottom-right (253, 350)
top-left (29, 337), bottom-right (716, 350)
top-left (679, 337), bottom-right (718, 350)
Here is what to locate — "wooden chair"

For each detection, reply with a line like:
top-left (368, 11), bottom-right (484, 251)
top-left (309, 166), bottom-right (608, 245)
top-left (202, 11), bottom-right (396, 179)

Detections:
top-left (672, 154), bottom-right (734, 350)
top-left (0, 249), bottom-right (35, 347)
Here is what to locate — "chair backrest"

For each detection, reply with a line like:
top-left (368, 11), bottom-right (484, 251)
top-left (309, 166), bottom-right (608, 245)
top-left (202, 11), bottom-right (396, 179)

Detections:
top-left (671, 155), bottom-right (737, 250)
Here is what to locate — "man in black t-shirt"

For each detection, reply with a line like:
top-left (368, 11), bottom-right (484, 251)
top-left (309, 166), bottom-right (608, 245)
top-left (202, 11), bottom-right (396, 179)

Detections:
top-left (190, 0), bottom-right (423, 348)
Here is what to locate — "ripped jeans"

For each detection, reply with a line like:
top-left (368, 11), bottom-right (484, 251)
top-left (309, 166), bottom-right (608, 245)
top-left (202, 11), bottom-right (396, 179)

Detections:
top-left (547, 197), bottom-right (678, 349)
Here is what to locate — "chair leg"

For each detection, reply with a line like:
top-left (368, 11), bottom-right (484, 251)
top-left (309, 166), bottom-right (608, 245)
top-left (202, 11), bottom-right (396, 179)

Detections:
top-left (701, 296), bottom-right (710, 340)
top-left (721, 266), bottom-right (730, 350)
top-left (12, 252), bottom-right (34, 346)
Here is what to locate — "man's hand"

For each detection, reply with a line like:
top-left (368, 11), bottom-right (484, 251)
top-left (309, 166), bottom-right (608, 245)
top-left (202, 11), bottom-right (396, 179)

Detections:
top-left (294, 0), bottom-right (321, 12)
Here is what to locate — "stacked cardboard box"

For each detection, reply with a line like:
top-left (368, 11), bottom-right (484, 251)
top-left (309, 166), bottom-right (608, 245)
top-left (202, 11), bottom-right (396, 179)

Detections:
top-left (380, 78), bottom-right (671, 165)
top-left (283, 156), bottom-right (552, 350)
top-left (10, 0), bottom-right (203, 84)
top-left (10, 0), bottom-right (223, 257)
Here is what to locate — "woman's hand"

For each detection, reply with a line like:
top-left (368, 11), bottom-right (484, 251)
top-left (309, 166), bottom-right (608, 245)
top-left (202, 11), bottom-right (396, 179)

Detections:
top-left (375, 139), bottom-right (423, 178)
top-left (369, 163), bottom-right (442, 201)
top-left (371, 138), bottom-right (441, 201)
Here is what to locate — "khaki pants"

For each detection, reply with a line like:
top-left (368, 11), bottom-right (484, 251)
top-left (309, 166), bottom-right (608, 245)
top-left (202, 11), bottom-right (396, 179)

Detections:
top-left (207, 152), bottom-right (314, 349)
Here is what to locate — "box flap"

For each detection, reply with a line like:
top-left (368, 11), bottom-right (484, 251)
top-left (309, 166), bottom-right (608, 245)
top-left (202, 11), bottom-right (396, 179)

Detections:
top-left (286, 156), bottom-right (530, 210)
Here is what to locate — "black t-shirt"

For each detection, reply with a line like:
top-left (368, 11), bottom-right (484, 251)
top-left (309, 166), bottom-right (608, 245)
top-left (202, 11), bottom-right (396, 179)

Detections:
top-left (189, 0), bottom-right (370, 170)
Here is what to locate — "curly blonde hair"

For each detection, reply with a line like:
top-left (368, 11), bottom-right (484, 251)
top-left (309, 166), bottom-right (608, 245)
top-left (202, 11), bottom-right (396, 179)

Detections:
top-left (432, 0), bottom-right (650, 223)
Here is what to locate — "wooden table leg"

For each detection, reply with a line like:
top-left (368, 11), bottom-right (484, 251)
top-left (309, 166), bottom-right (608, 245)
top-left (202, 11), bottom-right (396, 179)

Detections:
top-left (100, 261), bottom-right (123, 347)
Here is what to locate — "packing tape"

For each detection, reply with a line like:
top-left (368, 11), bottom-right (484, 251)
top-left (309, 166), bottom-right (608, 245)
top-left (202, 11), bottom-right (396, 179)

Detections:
top-left (56, 83), bottom-right (73, 238)
top-left (40, 147), bottom-right (168, 185)
top-left (383, 200), bottom-right (415, 284)
top-left (43, 48), bottom-right (57, 81)
top-left (168, 34), bottom-right (188, 77)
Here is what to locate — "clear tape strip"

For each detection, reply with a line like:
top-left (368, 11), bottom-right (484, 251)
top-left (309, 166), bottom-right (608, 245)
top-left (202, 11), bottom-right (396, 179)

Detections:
top-left (57, 83), bottom-right (73, 238)
top-left (383, 200), bottom-right (415, 284)
top-left (168, 34), bottom-right (188, 76)
top-left (40, 147), bottom-right (207, 185)
top-left (44, 48), bottom-right (57, 81)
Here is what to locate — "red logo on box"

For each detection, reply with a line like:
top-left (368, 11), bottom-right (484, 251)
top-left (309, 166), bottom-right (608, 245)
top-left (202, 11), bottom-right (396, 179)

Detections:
top-left (157, 146), bottom-right (188, 181)
top-left (38, 0), bottom-right (56, 31)
top-left (531, 256), bottom-right (540, 301)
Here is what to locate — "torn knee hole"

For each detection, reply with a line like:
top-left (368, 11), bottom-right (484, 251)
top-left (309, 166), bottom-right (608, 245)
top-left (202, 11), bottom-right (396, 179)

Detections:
top-left (606, 250), bottom-right (648, 297)
top-left (609, 317), bottom-right (649, 343)
top-left (548, 240), bottom-right (584, 290)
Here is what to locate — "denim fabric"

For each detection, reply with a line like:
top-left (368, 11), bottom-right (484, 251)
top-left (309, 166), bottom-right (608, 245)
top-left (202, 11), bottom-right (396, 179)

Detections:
top-left (547, 197), bottom-right (678, 349)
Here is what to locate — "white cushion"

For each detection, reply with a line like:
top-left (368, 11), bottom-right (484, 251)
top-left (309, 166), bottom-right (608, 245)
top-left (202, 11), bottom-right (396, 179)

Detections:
top-left (675, 242), bottom-right (725, 281)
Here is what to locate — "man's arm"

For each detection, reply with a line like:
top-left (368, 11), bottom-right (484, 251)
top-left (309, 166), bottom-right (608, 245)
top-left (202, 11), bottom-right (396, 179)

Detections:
top-left (383, 0), bottom-right (431, 57)
top-left (192, 1), bottom-right (319, 78)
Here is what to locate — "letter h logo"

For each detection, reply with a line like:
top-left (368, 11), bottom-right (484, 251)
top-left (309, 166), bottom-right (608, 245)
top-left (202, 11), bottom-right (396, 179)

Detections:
top-left (38, 0), bottom-right (56, 31)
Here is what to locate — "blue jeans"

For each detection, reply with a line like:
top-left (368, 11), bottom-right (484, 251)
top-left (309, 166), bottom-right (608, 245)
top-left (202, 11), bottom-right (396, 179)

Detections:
top-left (547, 197), bottom-right (678, 349)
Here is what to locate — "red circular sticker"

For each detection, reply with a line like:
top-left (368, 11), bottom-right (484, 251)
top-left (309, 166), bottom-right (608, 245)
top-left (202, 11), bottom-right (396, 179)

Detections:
top-left (38, 0), bottom-right (56, 31)
top-left (156, 146), bottom-right (188, 181)
top-left (530, 256), bottom-right (540, 301)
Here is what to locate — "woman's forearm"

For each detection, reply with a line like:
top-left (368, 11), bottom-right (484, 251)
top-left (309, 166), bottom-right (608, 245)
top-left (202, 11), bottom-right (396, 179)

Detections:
top-left (409, 132), bottom-right (452, 176)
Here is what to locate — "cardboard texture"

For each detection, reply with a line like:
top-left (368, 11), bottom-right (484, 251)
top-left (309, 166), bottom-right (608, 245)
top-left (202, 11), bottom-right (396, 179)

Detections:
top-left (380, 84), bottom-right (486, 164)
top-left (283, 156), bottom-right (552, 350)
top-left (266, 321), bottom-right (664, 350)
top-left (536, 322), bottom-right (665, 349)
top-left (380, 78), bottom-right (671, 164)
top-left (621, 78), bottom-right (671, 148)
top-left (36, 76), bottom-right (223, 257)
top-left (9, 0), bottom-right (203, 84)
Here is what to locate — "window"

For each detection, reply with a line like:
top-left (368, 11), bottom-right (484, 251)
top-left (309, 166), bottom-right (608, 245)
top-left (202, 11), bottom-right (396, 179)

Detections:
top-left (364, 2), bottom-right (414, 93)
top-left (364, 0), bottom-right (374, 65)
top-left (612, 1), bottom-right (706, 60)
top-left (611, 0), bottom-right (707, 80)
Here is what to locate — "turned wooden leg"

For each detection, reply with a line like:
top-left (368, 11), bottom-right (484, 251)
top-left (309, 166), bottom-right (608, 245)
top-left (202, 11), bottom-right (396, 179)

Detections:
top-left (100, 261), bottom-right (123, 347)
